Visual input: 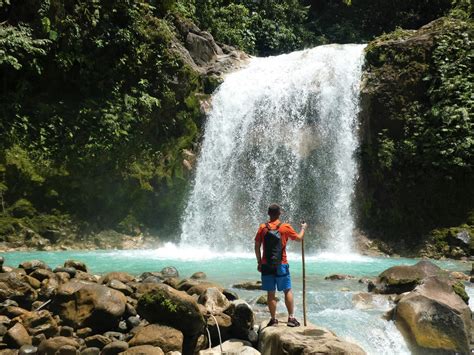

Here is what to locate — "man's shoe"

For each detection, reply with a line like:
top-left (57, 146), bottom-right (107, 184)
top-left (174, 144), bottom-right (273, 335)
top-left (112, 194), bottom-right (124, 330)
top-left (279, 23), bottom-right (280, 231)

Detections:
top-left (287, 317), bottom-right (300, 327)
top-left (267, 318), bottom-right (279, 326)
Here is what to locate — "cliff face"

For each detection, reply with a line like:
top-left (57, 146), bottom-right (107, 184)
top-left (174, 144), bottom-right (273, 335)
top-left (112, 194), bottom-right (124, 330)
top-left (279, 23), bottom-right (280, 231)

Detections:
top-left (358, 14), bottom-right (473, 256)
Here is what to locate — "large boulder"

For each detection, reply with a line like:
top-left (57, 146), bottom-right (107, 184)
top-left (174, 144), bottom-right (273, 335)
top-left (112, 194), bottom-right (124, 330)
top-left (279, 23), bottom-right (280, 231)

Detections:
top-left (0, 272), bottom-right (38, 306)
top-left (137, 284), bottom-right (205, 336)
top-left (128, 324), bottom-right (182, 353)
top-left (394, 276), bottom-right (471, 353)
top-left (99, 272), bottom-right (134, 285)
top-left (198, 288), bottom-right (230, 314)
top-left (369, 260), bottom-right (446, 294)
top-left (258, 321), bottom-right (365, 355)
top-left (51, 280), bottom-right (127, 331)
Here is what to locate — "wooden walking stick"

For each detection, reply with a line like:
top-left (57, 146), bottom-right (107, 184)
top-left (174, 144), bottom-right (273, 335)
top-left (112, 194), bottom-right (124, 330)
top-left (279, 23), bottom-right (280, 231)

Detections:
top-left (302, 232), bottom-right (307, 326)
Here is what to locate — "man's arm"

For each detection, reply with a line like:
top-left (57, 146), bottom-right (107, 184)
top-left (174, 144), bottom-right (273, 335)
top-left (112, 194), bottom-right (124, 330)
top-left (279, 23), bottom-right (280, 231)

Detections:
top-left (255, 240), bottom-right (262, 272)
top-left (294, 222), bottom-right (307, 241)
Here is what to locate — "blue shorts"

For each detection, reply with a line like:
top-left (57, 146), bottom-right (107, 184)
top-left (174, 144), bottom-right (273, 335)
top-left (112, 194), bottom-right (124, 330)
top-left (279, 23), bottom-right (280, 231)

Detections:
top-left (261, 264), bottom-right (291, 292)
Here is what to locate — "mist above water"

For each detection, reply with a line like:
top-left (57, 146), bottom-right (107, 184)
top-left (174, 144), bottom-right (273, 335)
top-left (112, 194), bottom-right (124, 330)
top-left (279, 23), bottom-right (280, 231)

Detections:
top-left (180, 44), bottom-right (366, 254)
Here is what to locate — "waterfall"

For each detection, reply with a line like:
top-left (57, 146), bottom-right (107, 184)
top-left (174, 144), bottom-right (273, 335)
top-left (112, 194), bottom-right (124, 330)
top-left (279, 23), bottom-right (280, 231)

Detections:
top-left (180, 44), bottom-right (366, 254)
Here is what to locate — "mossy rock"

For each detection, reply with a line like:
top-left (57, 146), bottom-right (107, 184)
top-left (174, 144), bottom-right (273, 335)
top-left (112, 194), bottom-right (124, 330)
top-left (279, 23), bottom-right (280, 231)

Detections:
top-left (137, 284), bottom-right (205, 336)
top-left (451, 281), bottom-right (469, 304)
top-left (9, 199), bottom-right (36, 218)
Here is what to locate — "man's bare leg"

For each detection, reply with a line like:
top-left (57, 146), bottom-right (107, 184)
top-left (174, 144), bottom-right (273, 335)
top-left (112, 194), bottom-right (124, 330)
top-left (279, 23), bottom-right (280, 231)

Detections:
top-left (267, 291), bottom-right (277, 319)
top-left (284, 289), bottom-right (294, 316)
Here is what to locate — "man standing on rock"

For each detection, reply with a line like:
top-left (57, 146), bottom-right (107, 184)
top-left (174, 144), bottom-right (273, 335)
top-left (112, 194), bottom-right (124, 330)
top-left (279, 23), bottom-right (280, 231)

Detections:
top-left (254, 203), bottom-right (306, 327)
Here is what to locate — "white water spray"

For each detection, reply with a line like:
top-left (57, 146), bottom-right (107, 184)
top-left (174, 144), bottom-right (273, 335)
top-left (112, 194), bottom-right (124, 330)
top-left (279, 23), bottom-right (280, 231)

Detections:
top-left (181, 44), bottom-right (365, 254)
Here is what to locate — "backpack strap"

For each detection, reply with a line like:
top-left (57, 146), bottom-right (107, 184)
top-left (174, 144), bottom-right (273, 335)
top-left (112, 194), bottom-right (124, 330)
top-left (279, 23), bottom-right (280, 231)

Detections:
top-left (265, 222), bottom-right (281, 231)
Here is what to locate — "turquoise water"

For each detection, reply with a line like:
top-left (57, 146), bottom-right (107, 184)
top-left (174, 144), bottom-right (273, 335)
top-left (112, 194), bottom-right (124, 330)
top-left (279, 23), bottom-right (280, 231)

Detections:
top-left (1, 246), bottom-right (471, 355)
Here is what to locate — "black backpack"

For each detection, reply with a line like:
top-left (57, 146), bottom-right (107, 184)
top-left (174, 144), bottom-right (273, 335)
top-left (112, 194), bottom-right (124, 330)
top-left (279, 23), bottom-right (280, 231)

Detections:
top-left (262, 223), bottom-right (283, 275)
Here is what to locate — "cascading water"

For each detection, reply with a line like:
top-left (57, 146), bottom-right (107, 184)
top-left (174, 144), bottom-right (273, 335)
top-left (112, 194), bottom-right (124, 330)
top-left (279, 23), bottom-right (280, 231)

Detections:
top-left (181, 44), bottom-right (365, 254)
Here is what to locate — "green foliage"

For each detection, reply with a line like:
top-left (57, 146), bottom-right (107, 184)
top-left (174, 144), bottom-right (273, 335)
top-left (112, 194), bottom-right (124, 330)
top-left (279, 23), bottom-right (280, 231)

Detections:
top-left (9, 198), bottom-right (36, 218)
top-left (360, 16), bottom-right (474, 245)
top-left (139, 291), bottom-right (178, 313)
top-left (0, 24), bottom-right (49, 71)
top-left (306, 0), bottom-right (452, 44)
top-left (0, 0), bottom-right (204, 233)
top-left (399, 18), bottom-right (473, 173)
top-left (178, 0), bottom-right (313, 55)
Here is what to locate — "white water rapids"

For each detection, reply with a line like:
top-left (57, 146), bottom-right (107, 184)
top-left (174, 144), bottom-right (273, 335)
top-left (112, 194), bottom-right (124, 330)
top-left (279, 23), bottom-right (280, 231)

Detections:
top-left (181, 44), bottom-right (365, 254)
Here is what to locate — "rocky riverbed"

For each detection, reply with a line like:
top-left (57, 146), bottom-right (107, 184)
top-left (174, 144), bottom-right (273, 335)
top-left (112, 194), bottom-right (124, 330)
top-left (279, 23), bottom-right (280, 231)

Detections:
top-left (0, 257), bottom-right (365, 355)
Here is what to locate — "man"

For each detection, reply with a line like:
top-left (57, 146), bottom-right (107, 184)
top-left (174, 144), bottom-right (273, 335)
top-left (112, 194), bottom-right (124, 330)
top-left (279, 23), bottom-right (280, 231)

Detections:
top-left (254, 203), bottom-right (307, 327)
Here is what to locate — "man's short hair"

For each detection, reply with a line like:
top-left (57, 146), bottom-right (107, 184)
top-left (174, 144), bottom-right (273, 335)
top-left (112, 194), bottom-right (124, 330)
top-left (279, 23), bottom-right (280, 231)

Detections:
top-left (268, 203), bottom-right (281, 216)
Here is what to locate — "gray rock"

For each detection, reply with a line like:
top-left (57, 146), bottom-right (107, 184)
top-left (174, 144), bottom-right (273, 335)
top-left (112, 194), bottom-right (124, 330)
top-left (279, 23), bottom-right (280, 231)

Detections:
top-left (84, 335), bottom-right (111, 349)
top-left (59, 326), bottom-right (74, 337)
top-left (107, 280), bottom-right (133, 296)
top-left (368, 260), bottom-right (446, 294)
top-left (103, 332), bottom-right (125, 342)
top-left (138, 272), bottom-right (162, 282)
top-left (191, 272), bottom-right (206, 280)
top-left (127, 316), bottom-right (141, 329)
top-left (19, 260), bottom-right (49, 274)
top-left (160, 267), bottom-right (179, 279)
top-left (99, 272), bottom-right (134, 285)
top-left (0, 324), bottom-right (8, 336)
top-left (142, 277), bottom-right (162, 284)
top-left (185, 32), bottom-right (219, 66)
top-left (53, 268), bottom-right (76, 278)
top-left (117, 321), bottom-right (128, 333)
top-left (454, 230), bottom-right (471, 247)
top-left (64, 260), bottom-right (88, 273)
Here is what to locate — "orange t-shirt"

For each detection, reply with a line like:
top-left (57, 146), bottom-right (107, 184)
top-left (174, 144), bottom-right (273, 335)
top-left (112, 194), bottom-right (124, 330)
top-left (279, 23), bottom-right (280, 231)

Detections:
top-left (254, 219), bottom-right (299, 265)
